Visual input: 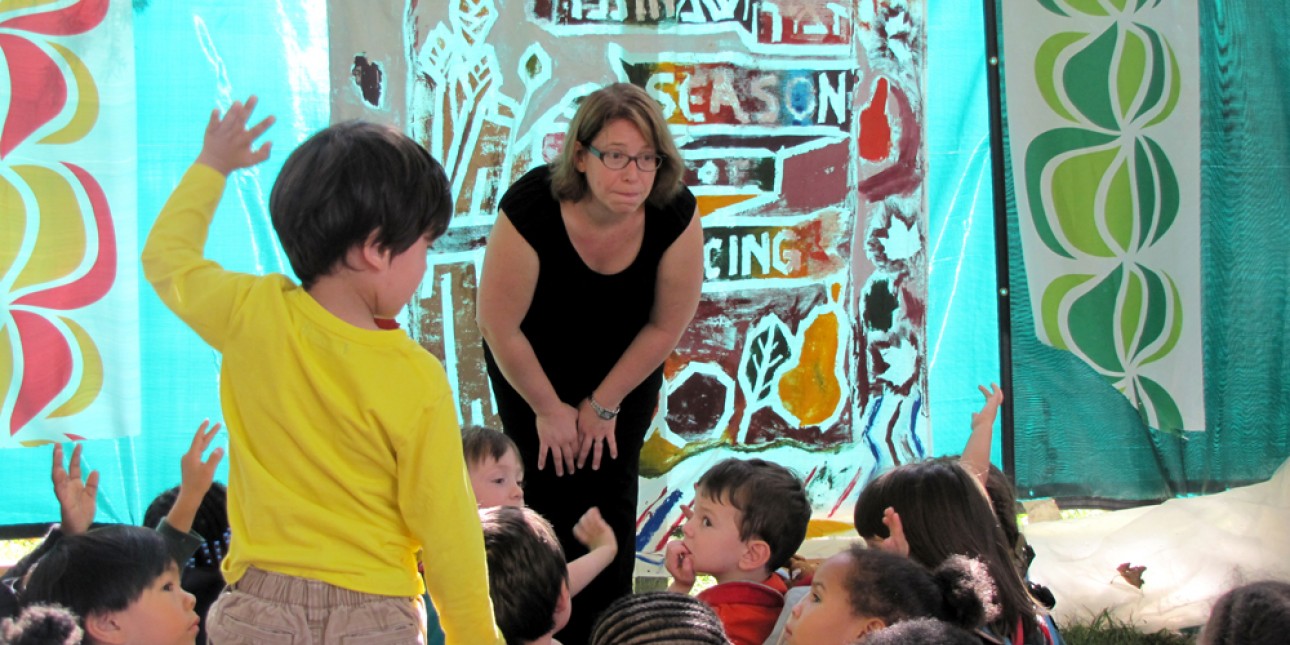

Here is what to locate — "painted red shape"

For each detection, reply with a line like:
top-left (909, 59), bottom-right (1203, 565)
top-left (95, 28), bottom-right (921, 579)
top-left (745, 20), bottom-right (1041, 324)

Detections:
top-left (17, 164), bottom-right (116, 309)
top-left (0, 0), bottom-right (109, 35)
top-left (827, 468), bottom-right (865, 518)
top-left (781, 140), bottom-right (849, 210)
top-left (0, 35), bottom-right (67, 158)
top-left (859, 82), bottom-right (922, 201)
top-left (10, 311), bottom-right (73, 435)
top-left (859, 78), bottom-right (891, 162)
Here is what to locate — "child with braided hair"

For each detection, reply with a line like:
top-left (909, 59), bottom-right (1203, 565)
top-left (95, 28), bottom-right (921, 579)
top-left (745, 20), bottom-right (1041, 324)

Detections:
top-left (589, 591), bottom-right (730, 645)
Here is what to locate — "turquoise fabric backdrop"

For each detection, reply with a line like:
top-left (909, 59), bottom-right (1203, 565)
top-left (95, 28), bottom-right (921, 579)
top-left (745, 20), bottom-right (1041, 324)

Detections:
top-left (1, 0), bottom-right (997, 526)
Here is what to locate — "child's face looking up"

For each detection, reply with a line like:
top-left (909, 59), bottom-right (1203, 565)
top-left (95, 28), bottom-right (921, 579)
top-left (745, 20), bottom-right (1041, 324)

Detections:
top-left (469, 449), bottom-right (524, 508)
top-left (782, 551), bottom-right (877, 645)
top-left (109, 561), bottom-right (200, 645)
top-left (679, 488), bottom-right (753, 579)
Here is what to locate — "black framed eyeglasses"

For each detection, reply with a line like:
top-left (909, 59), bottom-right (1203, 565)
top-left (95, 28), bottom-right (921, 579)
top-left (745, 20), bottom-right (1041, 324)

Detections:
top-left (584, 143), bottom-right (663, 172)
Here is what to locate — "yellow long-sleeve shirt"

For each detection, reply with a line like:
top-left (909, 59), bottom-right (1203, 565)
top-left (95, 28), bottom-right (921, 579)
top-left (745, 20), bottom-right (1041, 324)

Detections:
top-left (142, 163), bottom-right (501, 644)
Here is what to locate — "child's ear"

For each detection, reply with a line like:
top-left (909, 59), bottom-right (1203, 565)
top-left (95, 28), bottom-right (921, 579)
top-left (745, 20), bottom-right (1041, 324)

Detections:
top-left (358, 236), bottom-right (392, 270)
top-left (84, 611), bottom-right (127, 644)
top-left (739, 538), bottom-right (772, 573)
top-left (553, 581), bottom-right (573, 633)
top-left (855, 616), bottom-right (887, 640)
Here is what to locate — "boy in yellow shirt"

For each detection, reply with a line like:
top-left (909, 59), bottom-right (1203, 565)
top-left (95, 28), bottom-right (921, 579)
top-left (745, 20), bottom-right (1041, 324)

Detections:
top-left (142, 97), bottom-right (501, 644)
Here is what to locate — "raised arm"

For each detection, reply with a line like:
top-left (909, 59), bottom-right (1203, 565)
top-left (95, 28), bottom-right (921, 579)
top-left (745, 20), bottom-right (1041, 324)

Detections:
top-left (475, 211), bottom-right (580, 476)
top-left (52, 443), bottom-right (98, 535)
top-left (166, 420), bottom-right (224, 535)
top-left (567, 507), bottom-right (618, 595)
top-left (141, 97), bottom-right (274, 349)
top-left (576, 208), bottom-right (704, 470)
top-left (962, 383), bottom-right (1004, 491)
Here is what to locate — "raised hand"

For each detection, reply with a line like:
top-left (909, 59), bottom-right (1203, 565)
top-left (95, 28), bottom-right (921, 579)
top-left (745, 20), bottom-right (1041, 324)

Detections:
top-left (573, 507), bottom-right (617, 555)
top-left (181, 420), bottom-right (225, 497)
top-left (971, 383), bottom-right (1004, 432)
top-left (52, 443), bottom-right (99, 535)
top-left (876, 506), bottom-right (910, 557)
top-left (169, 420), bottom-right (225, 534)
top-left (963, 382), bottom-right (1005, 489)
top-left (196, 95), bottom-right (275, 176)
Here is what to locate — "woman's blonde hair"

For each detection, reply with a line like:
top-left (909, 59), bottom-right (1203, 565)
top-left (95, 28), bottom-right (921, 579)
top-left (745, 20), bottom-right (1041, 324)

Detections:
top-left (549, 83), bottom-right (685, 207)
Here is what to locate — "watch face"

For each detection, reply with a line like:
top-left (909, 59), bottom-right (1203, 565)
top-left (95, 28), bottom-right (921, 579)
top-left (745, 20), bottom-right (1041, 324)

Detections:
top-left (597, 408), bottom-right (615, 420)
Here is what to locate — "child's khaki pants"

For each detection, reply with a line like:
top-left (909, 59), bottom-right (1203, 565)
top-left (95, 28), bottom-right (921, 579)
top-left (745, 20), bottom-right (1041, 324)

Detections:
top-left (207, 567), bottom-right (426, 644)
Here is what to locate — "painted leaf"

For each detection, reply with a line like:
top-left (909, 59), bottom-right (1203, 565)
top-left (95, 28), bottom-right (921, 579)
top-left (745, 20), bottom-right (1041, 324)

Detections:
top-left (1035, 32), bottom-right (1086, 122)
top-left (1024, 127), bottom-right (1118, 258)
top-left (1063, 24), bottom-right (1119, 130)
top-left (1065, 266), bottom-right (1125, 374)
top-left (1040, 273), bottom-right (1095, 350)
top-left (1136, 375), bottom-right (1184, 433)
top-left (740, 316), bottom-right (791, 405)
top-left (1131, 25), bottom-right (1167, 122)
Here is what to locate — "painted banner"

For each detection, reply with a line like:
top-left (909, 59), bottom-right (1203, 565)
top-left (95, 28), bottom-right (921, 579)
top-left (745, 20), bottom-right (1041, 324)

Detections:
top-left (1, 0), bottom-right (139, 448)
top-left (389, 0), bottom-right (927, 562)
top-left (1003, 0), bottom-right (1203, 433)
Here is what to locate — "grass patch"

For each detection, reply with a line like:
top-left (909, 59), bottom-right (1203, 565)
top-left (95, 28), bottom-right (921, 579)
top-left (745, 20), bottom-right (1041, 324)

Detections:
top-left (1060, 610), bottom-right (1195, 645)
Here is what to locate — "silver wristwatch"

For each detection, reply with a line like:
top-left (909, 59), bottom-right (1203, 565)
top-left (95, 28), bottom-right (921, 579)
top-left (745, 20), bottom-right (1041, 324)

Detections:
top-left (589, 395), bottom-right (619, 420)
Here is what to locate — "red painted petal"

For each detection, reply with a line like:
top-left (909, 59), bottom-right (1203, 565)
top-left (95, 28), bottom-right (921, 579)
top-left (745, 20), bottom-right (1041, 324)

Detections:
top-left (16, 164), bottom-right (116, 309)
top-left (0, 0), bottom-right (109, 35)
top-left (10, 311), bottom-right (73, 436)
top-left (0, 35), bottom-right (67, 158)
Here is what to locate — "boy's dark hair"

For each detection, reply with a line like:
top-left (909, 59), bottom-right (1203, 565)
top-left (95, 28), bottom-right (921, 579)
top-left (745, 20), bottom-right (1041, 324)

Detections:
top-left (1200, 580), bottom-right (1290, 645)
top-left (590, 591), bottom-right (729, 645)
top-left (462, 425), bottom-right (519, 468)
top-left (143, 481), bottom-right (229, 569)
top-left (23, 526), bottom-right (171, 624)
top-left (0, 604), bottom-right (82, 645)
top-left (269, 121), bottom-right (452, 289)
top-left (480, 506), bottom-right (567, 645)
top-left (838, 545), bottom-right (989, 630)
top-left (855, 457), bottom-right (1042, 642)
top-left (862, 617), bottom-right (983, 645)
top-left (695, 458), bottom-right (810, 573)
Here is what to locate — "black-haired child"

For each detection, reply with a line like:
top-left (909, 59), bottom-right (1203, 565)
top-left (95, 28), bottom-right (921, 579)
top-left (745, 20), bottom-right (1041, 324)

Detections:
top-left (1, 421), bottom-right (222, 627)
top-left (779, 545), bottom-right (988, 645)
top-left (855, 458), bottom-right (1061, 644)
top-left (1199, 580), bottom-right (1290, 645)
top-left (23, 525), bottom-right (200, 644)
top-left (142, 98), bottom-right (501, 643)
top-left (141, 423), bottom-right (230, 645)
